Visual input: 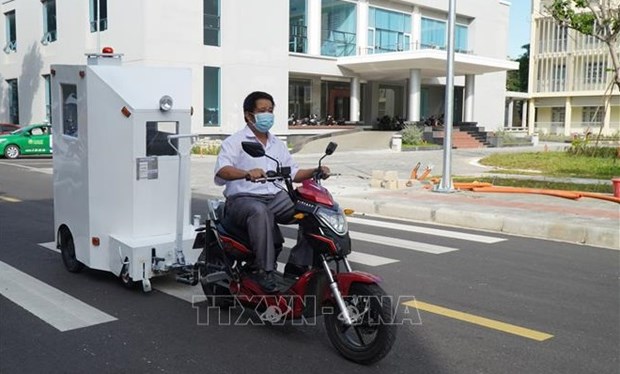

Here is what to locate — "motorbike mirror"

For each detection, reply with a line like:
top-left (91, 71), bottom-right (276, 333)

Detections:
top-left (325, 142), bottom-right (337, 155)
top-left (242, 141), bottom-right (265, 158)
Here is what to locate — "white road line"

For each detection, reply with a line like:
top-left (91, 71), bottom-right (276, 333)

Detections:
top-left (282, 238), bottom-right (400, 265)
top-left (347, 216), bottom-right (506, 244)
top-left (36, 243), bottom-right (208, 305)
top-left (39, 241), bottom-right (59, 253)
top-left (0, 161), bottom-right (53, 174)
top-left (349, 231), bottom-right (458, 254)
top-left (151, 277), bottom-right (206, 304)
top-left (0, 261), bottom-right (117, 332)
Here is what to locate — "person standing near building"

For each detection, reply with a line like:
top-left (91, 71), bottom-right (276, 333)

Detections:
top-left (214, 91), bottom-right (330, 292)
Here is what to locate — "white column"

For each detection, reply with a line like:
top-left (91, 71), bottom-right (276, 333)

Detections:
top-left (408, 69), bottom-right (421, 122)
top-left (356, 0), bottom-right (369, 55)
top-left (528, 99), bottom-right (536, 135)
top-left (564, 97), bottom-right (572, 136)
top-left (521, 100), bottom-right (528, 128)
top-left (464, 74), bottom-right (475, 122)
top-left (507, 100), bottom-right (514, 127)
top-left (412, 6), bottom-right (421, 50)
top-left (307, 0), bottom-right (322, 55)
top-left (350, 76), bottom-right (360, 122)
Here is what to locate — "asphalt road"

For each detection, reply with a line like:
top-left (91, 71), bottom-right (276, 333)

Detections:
top-left (1, 158), bottom-right (619, 374)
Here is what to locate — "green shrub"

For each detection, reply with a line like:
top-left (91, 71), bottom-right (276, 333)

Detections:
top-left (401, 123), bottom-right (425, 145)
top-left (192, 144), bottom-right (221, 155)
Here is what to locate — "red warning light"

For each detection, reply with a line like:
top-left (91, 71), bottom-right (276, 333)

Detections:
top-left (102, 46), bottom-right (114, 54)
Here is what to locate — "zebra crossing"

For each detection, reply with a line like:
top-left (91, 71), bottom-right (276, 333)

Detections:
top-left (5, 216), bottom-right (507, 332)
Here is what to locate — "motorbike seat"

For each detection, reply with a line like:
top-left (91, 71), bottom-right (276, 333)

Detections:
top-left (216, 221), bottom-right (251, 249)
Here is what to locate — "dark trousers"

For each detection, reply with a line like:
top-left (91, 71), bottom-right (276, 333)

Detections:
top-left (224, 191), bottom-right (311, 272)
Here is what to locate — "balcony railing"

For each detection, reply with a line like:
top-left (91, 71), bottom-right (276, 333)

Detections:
top-left (357, 41), bottom-right (472, 56)
top-left (321, 29), bottom-right (356, 57)
top-left (290, 24), bottom-right (307, 53)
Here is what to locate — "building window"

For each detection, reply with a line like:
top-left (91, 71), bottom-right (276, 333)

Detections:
top-left (551, 64), bottom-right (566, 91)
top-left (3, 11), bottom-right (16, 53)
top-left (552, 24), bottom-right (567, 52)
top-left (204, 0), bottom-right (220, 46)
top-left (203, 66), bottom-right (220, 126)
top-left (89, 0), bottom-right (108, 32)
top-left (421, 17), bottom-right (446, 50)
top-left (368, 7), bottom-right (411, 54)
top-left (582, 106), bottom-right (603, 125)
top-left (6, 79), bottom-right (19, 124)
top-left (455, 24), bottom-right (468, 53)
top-left (585, 61), bottom-right (606, 85)
top-left (43, 75), bottom-right (52, 123)
top-left (42, 0), bottom-right (57, 44)
top-left (289, 79), bottom-right (312, 121)
top-left (290, 0), bottom-right (307, 53)
top-left (321, 0), bottom-right (357, 57)
top-left (551, 107), bottom-right (565, 124)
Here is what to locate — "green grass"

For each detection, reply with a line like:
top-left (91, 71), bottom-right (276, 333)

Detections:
top-left (479, 151), bottom-right (620, 180)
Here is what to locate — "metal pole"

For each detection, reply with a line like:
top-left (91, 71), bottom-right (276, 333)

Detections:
top-left (435, 0), bottom-right (456, 193)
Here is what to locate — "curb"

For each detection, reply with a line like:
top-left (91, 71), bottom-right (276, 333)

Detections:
top-left (337, 196), bottom-right (620, 250)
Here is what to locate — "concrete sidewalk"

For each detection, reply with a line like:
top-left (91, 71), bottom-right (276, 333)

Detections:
top-left (190, 136), bottom-right (619, 250)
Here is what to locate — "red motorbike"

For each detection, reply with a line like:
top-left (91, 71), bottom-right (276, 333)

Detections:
top-left (196, 141), bottom-right (396, 365)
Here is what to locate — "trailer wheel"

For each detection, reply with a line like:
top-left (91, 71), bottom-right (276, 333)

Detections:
top-left (59, 228), bottom-right (84, 273)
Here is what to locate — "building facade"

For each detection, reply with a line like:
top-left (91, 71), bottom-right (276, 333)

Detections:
top-left (528, 0), bottom-right (620, 136)
top-left (1, 0), bottom-right (516, 136)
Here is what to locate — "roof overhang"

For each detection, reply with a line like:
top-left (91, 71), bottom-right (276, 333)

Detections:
top-left (337, 49), bottom-right (519, 81)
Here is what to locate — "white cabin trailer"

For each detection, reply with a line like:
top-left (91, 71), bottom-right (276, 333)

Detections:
top-left (51, 52), bottom-right (199, 291)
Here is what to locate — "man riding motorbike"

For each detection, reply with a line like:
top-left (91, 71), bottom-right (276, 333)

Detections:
top-left (213, 91), bottom-right (329, 292)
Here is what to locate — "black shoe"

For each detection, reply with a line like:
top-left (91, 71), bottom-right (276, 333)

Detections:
top-left (283, 263), bottom-right (309, 279)
top-left (250, 271), bottom-right (278, 293)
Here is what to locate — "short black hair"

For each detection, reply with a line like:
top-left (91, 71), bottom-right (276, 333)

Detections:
top-left (243, 91), bottom-right (275, 113)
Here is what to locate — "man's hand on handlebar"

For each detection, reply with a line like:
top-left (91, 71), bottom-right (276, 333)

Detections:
top-left (245, 168), bottom-right (267, 182)
top-left (315, 166), bottom-right (331, 180)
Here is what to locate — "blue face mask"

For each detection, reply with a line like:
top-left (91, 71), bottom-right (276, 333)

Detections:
top-left (253, 112), bottom-right (274, 133)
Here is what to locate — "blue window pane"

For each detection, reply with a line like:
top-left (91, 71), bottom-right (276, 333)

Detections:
top-left (456, 25), bottom-right (468, 52)
top-left (370, 7), bottom-right (411, 53)
top-left (421, 17), bottom-right (446, 49)
top-left (321, 0), bottom-right (357, 57)
top-left (290, 0), bottom-right (306, 52)
top-left (203, 67), bottom-right (220, 126)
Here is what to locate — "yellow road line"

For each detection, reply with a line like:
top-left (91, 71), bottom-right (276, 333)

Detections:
top-left (403, 300), bottom-right (554, 342)
top-left (0, 196), bottom-right (21, 203)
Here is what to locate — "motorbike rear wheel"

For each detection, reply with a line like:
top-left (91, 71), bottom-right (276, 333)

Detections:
top-left (198, 250), bottom-right (233, 307)
top-left (324, 283), bottom-right (397, 365)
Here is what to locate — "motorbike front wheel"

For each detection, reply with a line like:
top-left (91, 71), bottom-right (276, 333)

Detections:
top-left (324, 283), bottom-right (397, 365)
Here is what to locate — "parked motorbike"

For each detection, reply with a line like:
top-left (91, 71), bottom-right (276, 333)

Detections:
top-left (196, 141), bottom-right (397, 365)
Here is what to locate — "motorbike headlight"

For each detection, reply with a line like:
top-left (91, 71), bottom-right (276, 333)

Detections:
top-left (316, 207), bottom-right (348, 235)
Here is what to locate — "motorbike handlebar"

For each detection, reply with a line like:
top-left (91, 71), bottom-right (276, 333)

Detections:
top-left (245, 169), bottom-right (289, 183)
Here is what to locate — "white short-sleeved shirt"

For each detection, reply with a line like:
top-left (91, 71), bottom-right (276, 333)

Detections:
top-left (214, 126), bottom-right (300, 197)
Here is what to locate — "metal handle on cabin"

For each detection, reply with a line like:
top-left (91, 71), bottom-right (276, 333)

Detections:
top-left (167, 134), bottom-right (199, 156)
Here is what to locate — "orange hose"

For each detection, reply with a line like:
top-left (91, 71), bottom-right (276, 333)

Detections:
top-left (471, 186), bottom-right (582, 200)
top-left (579, 192), bottom-right (620, 204)
top-left (453, 182), bottom-right (493, 190)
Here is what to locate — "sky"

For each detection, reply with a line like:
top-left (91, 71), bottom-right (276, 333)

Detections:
top-left (508, 1), bottom-right (532, 59)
